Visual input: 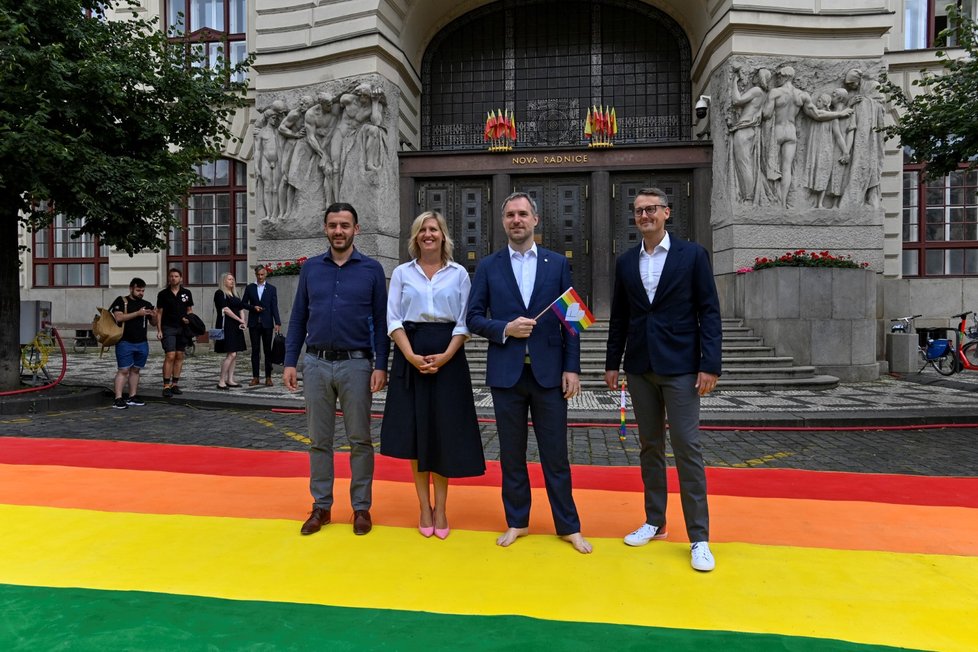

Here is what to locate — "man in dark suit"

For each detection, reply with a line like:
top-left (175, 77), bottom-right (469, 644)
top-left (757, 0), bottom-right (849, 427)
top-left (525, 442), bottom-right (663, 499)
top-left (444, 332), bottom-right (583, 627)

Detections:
top-left (242, 265), bottom-right (282, 386)
top-left (604, 187), bottom-right (722, 572)
top-left (468, 191), bottom-right (591, 554)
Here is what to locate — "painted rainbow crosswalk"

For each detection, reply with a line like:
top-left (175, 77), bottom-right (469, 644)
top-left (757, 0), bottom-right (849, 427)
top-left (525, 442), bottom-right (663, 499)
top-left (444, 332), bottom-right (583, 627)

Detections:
top-left (2, 437), bottom-right (977, 650)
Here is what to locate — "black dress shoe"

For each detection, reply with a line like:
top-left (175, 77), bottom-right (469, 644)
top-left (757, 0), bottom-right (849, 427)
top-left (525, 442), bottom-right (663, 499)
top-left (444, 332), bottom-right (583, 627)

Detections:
top-left (353, 509), bottom-right (372, 535)
top-left (300, 506), bottom-right (331, 535)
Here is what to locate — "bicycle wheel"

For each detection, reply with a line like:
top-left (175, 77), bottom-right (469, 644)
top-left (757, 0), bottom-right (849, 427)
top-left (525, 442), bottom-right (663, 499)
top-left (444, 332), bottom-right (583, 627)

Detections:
top-left (963, 341), bottom-right (978, 369)
top-left (933, 351), bottom-right (956, 376)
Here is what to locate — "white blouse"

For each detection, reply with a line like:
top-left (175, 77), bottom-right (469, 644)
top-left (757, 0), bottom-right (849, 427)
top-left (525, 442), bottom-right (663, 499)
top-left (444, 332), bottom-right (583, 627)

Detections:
top-left (387, 260), bottom-right (471, 339)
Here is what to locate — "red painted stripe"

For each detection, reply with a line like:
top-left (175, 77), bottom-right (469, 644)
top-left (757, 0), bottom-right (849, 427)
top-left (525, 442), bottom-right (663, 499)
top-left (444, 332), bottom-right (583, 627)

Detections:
top-left (2, 436), bottom-right (976, 507)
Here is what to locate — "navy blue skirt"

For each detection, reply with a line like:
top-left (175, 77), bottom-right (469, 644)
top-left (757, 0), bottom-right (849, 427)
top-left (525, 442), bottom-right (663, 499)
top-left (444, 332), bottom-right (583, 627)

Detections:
top-left (380, 322), bottom-right (485, 478)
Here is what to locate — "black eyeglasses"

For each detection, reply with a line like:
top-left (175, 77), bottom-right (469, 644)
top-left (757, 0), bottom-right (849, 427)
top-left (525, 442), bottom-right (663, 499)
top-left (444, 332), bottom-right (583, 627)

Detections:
top-left (634, 205), bottom-right (667, 216)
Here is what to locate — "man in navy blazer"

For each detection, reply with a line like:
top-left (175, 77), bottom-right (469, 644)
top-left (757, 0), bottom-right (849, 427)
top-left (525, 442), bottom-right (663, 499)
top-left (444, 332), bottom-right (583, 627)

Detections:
top-left (468, 192), bottom-right (591, 554)
top-left (604, 187), bottom-right (722, 572)
top-left (242, 265), bottom-right (282, 386)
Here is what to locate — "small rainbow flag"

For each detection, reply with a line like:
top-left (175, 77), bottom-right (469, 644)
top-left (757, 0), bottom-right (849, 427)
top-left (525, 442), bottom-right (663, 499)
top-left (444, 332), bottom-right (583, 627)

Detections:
top-left (547, 287), bottom-right (595, 335)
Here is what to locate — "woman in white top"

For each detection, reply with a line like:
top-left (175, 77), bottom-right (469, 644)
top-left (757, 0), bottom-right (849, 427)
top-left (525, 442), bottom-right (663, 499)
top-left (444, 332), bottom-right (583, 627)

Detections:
top-left (380, 211), bottom-right (485, 539)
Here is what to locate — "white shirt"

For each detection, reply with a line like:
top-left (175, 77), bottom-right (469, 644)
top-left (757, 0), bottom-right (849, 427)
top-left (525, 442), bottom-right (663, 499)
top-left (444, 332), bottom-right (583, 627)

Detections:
top-left (387, 260), bottom-right (471, 339)
top-left (509, 243), bottom-right (538, 308)
top-left (256, 282), bottom-right (265, 301)
top-left (640, 231), bottom-right (671, 303)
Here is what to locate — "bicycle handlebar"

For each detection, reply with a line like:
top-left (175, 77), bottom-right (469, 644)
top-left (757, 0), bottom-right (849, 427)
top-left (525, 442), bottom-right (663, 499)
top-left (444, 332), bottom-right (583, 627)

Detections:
top-left (890, 314), bottom-right (922, 322)
top-left (951, 311), bottom-right (973, 320)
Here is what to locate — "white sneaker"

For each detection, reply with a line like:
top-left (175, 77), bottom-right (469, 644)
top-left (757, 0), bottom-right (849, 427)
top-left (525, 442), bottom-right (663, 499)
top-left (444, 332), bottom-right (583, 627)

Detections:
top-left (690, 541), bottom-right (715, 572)
top-left (623, 523), bottom-right (668, 546)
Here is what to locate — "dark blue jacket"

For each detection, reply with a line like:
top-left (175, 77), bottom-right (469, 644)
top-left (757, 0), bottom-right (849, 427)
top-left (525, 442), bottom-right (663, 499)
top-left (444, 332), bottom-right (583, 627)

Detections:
top-left (605, 236), bottom-right (722, 377)
top-left (242, 282), bottom-right (281, 329)
top-left (467, 246), bottom-right (580, 389)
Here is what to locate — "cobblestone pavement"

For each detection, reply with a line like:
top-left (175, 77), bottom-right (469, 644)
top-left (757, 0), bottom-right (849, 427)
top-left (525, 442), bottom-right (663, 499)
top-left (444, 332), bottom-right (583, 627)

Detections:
top-left (17, 348), bottom-right (978, 425)
top-left (2, 401), bottom-right (976, 477)
top-left (5, 348), bottom-right (977, 477)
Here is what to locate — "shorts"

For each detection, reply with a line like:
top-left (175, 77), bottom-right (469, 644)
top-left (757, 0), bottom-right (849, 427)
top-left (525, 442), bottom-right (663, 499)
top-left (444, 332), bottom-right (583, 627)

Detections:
top-left (116, 340), bottom-right (149, 369)
top-left (161, 325), bottom-right (190, 353)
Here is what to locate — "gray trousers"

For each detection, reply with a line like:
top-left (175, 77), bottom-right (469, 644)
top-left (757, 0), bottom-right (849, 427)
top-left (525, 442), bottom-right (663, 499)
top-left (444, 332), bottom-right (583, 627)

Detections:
top-left (303, 355), bottom-right (374, 511)
top-left (627, 371), bottom-right (709, 542)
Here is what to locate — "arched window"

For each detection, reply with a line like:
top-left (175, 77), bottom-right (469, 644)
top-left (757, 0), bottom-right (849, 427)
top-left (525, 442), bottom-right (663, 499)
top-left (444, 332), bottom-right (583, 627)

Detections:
top-left (168, 159), bottom-right (249, 285)
top-left (166, 0), bottom-right (247, 82)
top-left (421, 0), bottom-right (692, 150)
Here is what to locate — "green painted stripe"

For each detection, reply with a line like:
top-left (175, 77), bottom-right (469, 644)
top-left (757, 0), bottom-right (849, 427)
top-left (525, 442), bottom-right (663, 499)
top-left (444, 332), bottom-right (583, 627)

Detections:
top-left (0, 584), bottom-right (916, 652)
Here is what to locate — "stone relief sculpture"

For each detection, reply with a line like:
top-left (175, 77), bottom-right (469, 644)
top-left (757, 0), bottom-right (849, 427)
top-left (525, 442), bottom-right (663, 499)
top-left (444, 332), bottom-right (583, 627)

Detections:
top-left (254, 79), bottom-right (393, 235)
top-left (725, 64), bottom-right (885, 211)
top-left (761, 67), bottom-right (852, 208)
top-left (727, 65), bottom-right (772, 204)
top-left (276, 95), bottom-right (314, 220)
top-left (254, 101), bottom-right (288, 220)
top-left (304, 91), bottom-right (341, 206)
top-left (841, 68), bottom-right (885, 209)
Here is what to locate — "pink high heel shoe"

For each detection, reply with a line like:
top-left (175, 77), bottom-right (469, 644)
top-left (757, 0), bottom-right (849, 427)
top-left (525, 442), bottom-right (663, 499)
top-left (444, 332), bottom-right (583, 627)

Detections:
top-left (419, 523), bottom-right (434, 538)
top-left (434, 524), bottom-right (450, 540)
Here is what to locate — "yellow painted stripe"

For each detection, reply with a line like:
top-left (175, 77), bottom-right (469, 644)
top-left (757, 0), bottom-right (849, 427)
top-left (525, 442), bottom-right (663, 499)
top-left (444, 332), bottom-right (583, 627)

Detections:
top-left (1, 505), bottom-right (976, 651)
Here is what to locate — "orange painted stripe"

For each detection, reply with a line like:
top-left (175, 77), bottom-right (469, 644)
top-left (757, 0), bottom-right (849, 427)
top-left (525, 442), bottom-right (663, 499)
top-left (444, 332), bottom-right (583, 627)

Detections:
top-left (2, 437), bottom-right (977, 507)
top-left (2, 463), bottom-right (975, 556)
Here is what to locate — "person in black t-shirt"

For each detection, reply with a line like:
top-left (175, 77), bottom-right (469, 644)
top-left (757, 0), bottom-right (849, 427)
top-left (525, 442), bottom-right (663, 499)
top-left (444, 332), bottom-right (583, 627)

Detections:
top-left (109, 278), bottom-right (157, 409)
top-left (155, 268), bottom-right (195, 398)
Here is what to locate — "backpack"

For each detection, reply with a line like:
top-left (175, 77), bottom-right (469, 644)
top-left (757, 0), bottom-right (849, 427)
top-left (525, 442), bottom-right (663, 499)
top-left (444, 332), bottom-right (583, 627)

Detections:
top-left (92, 298), bottom-right (126, 357)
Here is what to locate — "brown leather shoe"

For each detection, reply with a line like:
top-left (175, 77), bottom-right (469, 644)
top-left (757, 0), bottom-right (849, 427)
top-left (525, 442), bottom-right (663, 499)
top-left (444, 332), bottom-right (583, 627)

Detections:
top-left (249, 378), bottom-right (260, 387)
top-left (265, 378), bottom-right (274, 387)
top-left (353, 509), bottom-right (372, 535)
top-left (300, 506), bottom-right (330, 535)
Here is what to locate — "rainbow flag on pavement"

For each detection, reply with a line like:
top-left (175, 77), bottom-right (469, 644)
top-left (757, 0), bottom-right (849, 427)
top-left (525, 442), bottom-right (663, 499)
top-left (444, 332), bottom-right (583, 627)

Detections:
top-left (2, 436), bottom-right (978, 650)
top-left (548, 287), bottom-right (595, 335)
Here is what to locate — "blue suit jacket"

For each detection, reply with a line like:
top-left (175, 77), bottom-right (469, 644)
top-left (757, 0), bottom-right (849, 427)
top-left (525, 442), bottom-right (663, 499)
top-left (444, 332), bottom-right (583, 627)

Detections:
top-left (467, 246), bottom-right (581, 389)
top-left (605, 236), bottom-right (722, 377)
top-left (242, 282), bottom-right (281, 329)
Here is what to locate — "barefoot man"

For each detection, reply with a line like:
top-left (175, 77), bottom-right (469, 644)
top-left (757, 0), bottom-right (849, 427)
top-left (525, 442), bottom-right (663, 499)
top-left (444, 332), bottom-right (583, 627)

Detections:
top-left (467, 192), bottom-right (592, 554)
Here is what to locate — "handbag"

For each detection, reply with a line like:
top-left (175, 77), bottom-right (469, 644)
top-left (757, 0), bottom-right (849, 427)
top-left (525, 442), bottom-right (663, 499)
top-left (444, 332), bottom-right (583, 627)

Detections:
top-left (269, 332), bottom-right (286, 365)
top-left (208, 312), bottom-right (225, 341)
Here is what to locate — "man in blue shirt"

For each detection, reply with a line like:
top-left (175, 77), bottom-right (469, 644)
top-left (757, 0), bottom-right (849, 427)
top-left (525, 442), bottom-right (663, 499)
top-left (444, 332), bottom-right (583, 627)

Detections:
top-left (284, 202), bottom-right (390, 537)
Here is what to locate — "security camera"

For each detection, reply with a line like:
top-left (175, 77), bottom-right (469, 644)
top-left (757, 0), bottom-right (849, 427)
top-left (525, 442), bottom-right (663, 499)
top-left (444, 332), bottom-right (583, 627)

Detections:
top-left (695, 95), bottom-right (711, 120)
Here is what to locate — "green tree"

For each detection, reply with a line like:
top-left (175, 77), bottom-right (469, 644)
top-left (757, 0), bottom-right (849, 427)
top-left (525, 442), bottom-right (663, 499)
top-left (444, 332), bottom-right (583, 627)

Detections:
top-left (0, 0), bottom-right (250, 389)
top-left (879, 6), bottom-right (978, 178)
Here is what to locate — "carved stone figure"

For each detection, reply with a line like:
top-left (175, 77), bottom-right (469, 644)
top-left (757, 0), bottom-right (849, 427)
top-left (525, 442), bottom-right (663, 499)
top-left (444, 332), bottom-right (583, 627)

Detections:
top-left (276, 95), bottom-right (314, 219)
top-left (761, 67), bottom-right (853, 207)
top-left (804, 90), bottom-right (852, 208)
top-left (254, 108), bottom-right (284, 219)
top-left (841, 68), bottom-right (885, 209)
top-left (330, 83), bottom-right (388, 197)
top-left (728, 65), bottom-right (772, 203)
top-left (304, 92), bottom-right (340, 206)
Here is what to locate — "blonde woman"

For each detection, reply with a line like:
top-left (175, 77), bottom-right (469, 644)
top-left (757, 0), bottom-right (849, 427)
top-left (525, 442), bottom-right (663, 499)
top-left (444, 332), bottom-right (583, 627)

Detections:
top-left (213, 273), bottom-right (248, 389)
top-left (381, 211), bottom-right (485, 539)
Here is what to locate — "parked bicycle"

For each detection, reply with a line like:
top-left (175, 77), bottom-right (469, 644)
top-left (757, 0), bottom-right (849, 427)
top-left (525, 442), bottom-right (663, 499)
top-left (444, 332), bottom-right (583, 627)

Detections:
top-left (950, 310), bottom-right (978, 373)
top-left (890, 314), bottom-right (957, 376)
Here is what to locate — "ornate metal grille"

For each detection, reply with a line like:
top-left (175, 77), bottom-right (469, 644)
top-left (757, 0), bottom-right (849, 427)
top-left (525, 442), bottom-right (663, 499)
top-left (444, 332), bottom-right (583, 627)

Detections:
top-left (421, 0), bottom-right (692, 151)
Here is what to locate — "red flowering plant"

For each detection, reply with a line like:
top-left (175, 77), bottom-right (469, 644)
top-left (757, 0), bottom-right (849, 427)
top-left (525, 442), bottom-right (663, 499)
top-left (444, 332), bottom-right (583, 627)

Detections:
top-left (750, 250), bottom-right (869, 271)
top-left (264, 256), bottom-right (308, 277)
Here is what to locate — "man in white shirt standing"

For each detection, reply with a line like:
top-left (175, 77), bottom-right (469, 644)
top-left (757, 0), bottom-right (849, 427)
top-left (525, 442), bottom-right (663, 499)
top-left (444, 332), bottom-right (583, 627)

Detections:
top-left (242, 265), bottom-right (282, 386)
top-left (604, 187), bottom-right (722, 572)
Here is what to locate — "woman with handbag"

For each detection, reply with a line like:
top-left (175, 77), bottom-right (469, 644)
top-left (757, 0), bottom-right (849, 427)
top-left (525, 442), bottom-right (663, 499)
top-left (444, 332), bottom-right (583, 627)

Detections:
top-left (213, 273), bottom-right (248, 389)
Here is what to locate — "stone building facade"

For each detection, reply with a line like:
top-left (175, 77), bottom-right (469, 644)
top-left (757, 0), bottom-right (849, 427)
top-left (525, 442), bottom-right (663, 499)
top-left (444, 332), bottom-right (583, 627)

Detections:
top-left (19, 0), bottom-right (978, 352)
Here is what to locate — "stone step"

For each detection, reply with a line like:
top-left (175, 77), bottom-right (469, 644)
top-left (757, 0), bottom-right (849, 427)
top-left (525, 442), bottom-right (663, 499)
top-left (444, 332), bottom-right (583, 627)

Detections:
top-left (716, 375), bottom-right (840, 391)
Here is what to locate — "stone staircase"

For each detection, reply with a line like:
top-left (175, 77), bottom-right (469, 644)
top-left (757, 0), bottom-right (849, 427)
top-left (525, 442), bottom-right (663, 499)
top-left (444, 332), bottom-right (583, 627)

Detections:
top-left (463, 319), bottom-right (839, 391)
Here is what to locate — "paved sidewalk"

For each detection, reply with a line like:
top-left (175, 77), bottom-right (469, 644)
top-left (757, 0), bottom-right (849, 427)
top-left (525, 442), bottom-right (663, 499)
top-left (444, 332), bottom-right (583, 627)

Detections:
top-left (14, 347), bottom-right (978, 426)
